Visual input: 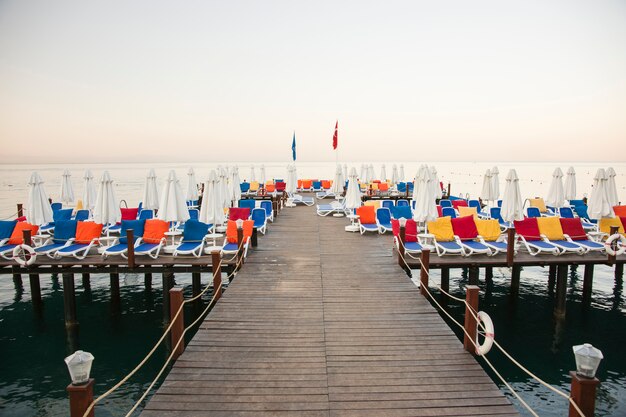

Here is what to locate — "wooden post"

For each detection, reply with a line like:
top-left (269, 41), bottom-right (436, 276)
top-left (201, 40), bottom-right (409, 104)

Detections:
top-left (162, 269), bottom-right (174, 323)
top-left (81, 273), bottom-right (91, 290)
top-left (12, 266), bottom-right (22, 287)
top-left (583, 264), bottom-right (594, 304)
top-left (440, 267), bottom-right (450, 302)
top-left (419, 249), bottom-right (430, 296)
top-left (615, 263), bottom-right (624, 281)
top-left (62, 273), bottom-right (78, 328)
top-left (126, 229), bottom-right (135, 269)
top-left (397, 225), bottom-right (406, 270)
top-left (169, 288), bottom-right (185, 360)
top-left (192, 272), bottom-right (201, 298)
top-left (469, 266), bottom-right (479, 285)
top-left (236, 225), bottom-right (244, 269)
top-left (446, 183), bottom-right (451, 198)
top-left (463, 285), bottom-right (479, 354)
top-left (485, 267), bottom-right (493, 284)
top-left (144, 273), bottom-right (152, 291)
top-left (555, 264), bottom-right (568, 318)
top-left (17, 203), bottom-right (23, 217)
top-left (511, 265), bottom-right (521, 296)
top-left (212, 250), bottom-right (223, 299)
top-left (548, 265), bottom-right (557, 294)
top-left (67, 379), bottom-right (95, 417)
top-left (506, 228), bottom-right (515, 267)
top-left (251, 227), bottom-right (258, 248)
top-left (272, 200), bottom-right (278, 218)
top-left (22, 230), bottom-right (42, 305)
top-left (608, 226), bottom-right (619, 265)
top-left (569, 372), bottom-right (600, 417)
top-left (110, 272), bottom-right (120, 312)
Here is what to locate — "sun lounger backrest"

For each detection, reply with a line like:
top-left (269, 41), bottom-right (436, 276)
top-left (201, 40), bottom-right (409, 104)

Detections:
top-left (275, 182), bottom-right (286, 192)
top-left (381, 200), bottom-right (394, 209)
top-left (364, 200), bottom-right (381, 210)
top-left (397, 183), bottom-right (406, 192)
top-left (9, 222), bottom-right (39, 244)
top-left (391, 219), bottom-right (418, 242)
top-left (397, 200), bottom-right (409, 207)
top-left (321, 180), bottom-right (332, 189)
top-left (120, 219), bottom-right (145, 244)
top-left (238, 200), bottom-right (256, 211)
top-left (75, 210), bottom-right (90, 221)
top-left (573, 205), bottom-right (590, 221)
top-left (559, 207), bottom-right (574, 218)
top-left (436, 206), bottom-right (443, 217)
top-left (559, 218), bottom-right (587, 241)
top-left (529, 198), bottom-right (548, 213)
top-left (451, 215), bottom-right (479, 240)
top-left (75, 221), bottom-right (103, 244)
top-left (313, 181), bottom-right (322, 189)
top-left (251, 208), bottom-right (266, 227)
top-left (526, 207), bottom-right (541, 218)
top-left (240, 182), bottom-right (250, 192)
top-left (266, 184), bottom-right (276, 192)
top-left (143, 219), bottom-right (169, 243)
top-left (440, 200), bottom-right (452, 208)
top-left (51, 202), bottom-right (62, 211)
top-left (378, 183), bottom-right (389, 192)
top-left (452, 200), bottom-right (468, 209)
top-left (442, 207), bottom-right (456, 219)
top-left (468, 200), bottom-right (480, 210)
top-left (599, 217), bottom-right (625, 235)
top-left (182, 220), bottom-right (210, 242)
top-left (513, 218), bottom-right (541, 241)
top-left (229, 207), bottom-right (251, 221)
top-left (121, 208), bottom-right (139, 221)
top-left (427, 217), bottom-right (455, 242)
top-left (569, 199), bottom-right (585, 207)
top-left (475, 219), bottom-right (501, 241)
top-left (226, 220), bottom-right (254, 243)
top-left (53, 220), bottom-right (77, 244)
top-left (391, 206), bottom-right (412, 220)
top-left (376, 208), bottom-right (391, 224)
top-left (613, 206), bottom-right (626, 217)
top-left (537, 217), bottom-right (565, 240)
top-left (356, 206), bottom-right (376, 225)
top-left (458, 206), bottom-right (478, 219)
top-left (53, 208), bottom-right (73, 222)
top-left (260, 201), bottom-right (272, 216)
top-left (490, 207), bottom-right (503, 221)
top-left (0, 220), bottom-right (17, 240)
top-left (301, 180), bottom-right (312, 189)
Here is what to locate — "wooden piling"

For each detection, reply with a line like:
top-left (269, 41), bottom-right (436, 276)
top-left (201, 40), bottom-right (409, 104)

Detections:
top-left (506, 228), bottom-right (515, 267)
top-left (463, 285), bottom-right (479, 354)
top-left (608, 226), bottom-right (619, 265)
top-left (485, 267), bottom-right (493, 284)
top-left (21, 229), bottom-right (43, 306)
top-left (126, 229), bottom-right (135, 269)
top-left (81, 273), bottom-right (91, 290)
top-left (615, 263), bottom-right (624, 281)
top-left (144, 273), bottom-right (152, 291)
top-left (511, 265), bottom-right (521, 296)
top-left (440, 267), bottom-right (450, 301)
top-left (192, 272), bottom-right (201, 298)
top-left (169, 288), bottom-right (185, 360)
top-left (236, 226), bottom-right (244, 269)
top-left (583, 264), bottom-right (594, 304)
top-left (211, 250), bottom-right (222, 300)
top-left (162, 269), bottom-right (174, 323)
top-left (469, 266), bottom-right (479, 285)
top-left (419, 249), bottom-right (430, 296)
top-left (110, 272), bottom-right (120, 311)
top-left (12, 266), bottom-right (22, 288)
top-left (555, 264), bottom-right (568, 318)
top-left (548, 265), bottom-right (557, 294)
top-left (62, 272), bottom-right (78, 328)
top-left (397, 225), bottom-right (406, 270)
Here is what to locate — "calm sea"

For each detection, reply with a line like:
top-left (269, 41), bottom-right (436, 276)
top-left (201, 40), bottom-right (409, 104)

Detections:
top-left (0, 161), bottom-right (625, 416)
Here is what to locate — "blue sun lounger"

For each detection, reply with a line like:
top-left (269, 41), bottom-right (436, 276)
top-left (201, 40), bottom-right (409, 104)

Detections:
top-left (102, 220), bottom-right (145, 258)
top-left (173, 220), bottom-right (211, 257)
top-left (36, 220), bottom-right (77, 257)
top-left (376, 208), bottom-right (393, 234)
top-left (251, 208), bottom-right (268, 235)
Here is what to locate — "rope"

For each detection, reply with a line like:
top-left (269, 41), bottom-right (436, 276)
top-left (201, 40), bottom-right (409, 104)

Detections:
top-left (398, 252), bottom-right (586, 417)
top-left (1, 211), bottom-right (21, 220)
top-left (81, 253), bottom-right (243, 417)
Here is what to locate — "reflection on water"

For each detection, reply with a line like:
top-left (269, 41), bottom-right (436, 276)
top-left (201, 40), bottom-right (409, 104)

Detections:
top-left (416, 264), bottom-right (626, 417)
top-left (0, 271), bottom-right (214, 416)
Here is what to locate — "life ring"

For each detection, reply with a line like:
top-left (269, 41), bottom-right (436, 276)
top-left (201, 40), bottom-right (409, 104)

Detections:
top-left (12, 244), bottom-right (36, 266)
top-left (605, 234), bottom-right (626, 257)
top-left (475, 311), bottom-right (494, 356)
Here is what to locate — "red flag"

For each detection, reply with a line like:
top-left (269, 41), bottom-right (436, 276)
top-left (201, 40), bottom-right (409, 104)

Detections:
top-left (332, 120), bottom-right (338, 150)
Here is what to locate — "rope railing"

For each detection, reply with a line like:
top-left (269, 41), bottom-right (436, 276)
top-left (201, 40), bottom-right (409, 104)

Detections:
top-left (397, 250), bottom-right (586, 417)
top-left (81, 252), bottom-right (243, 417)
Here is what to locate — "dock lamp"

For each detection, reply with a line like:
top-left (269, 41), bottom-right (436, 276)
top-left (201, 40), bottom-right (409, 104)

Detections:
top-left (568, 343), bottom-right (603, 417)
top-left (65, 350), bottom-right (95, 417)
top-left (65, 350), bottom-right (94, 385)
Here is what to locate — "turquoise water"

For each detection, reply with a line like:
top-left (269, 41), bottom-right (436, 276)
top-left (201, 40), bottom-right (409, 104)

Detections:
top-left (417, 265), bottom-right (626, 416)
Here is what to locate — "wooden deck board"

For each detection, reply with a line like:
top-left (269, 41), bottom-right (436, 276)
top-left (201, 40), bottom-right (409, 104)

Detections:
top-left (141, 201), bottom-right (518, 416)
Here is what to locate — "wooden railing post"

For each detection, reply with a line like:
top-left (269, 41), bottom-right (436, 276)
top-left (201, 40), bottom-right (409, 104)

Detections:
top-left (569, 372), bottom-right (600, 417)
top-left (397, 225), bottom-right (406, 269)
top-left (67, 379), bottom-right (95, 417)
top-left (463, 285), bottom-right (479, 354)
top-left (126, 229), bottom-right (135, 269)
top-left (420, 249), bottom-right (430, 296)
top-left (506, 228), bottom-right (515, 267)
top-left (608, 226), bottom-right (619, 265)
top-left (169, 288), bottom-right (185, 360)
top-left (251, 227), bottom-right (258, 248)
top-left (211, 250), bottom-right (222, 300)
top-left (17, 203), bottom-right (23, 218)
top-left (236, 225), bottom-right (244, 269)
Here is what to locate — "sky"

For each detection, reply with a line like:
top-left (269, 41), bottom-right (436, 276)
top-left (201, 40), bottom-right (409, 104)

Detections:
top-left (0, 0), bottom-right (625, 164)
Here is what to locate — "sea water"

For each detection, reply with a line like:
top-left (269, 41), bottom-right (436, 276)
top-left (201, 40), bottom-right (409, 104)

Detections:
top-left (0, 161), bottom-right (625, 416)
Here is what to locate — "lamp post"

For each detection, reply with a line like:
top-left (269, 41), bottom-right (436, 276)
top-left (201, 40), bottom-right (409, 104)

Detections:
top-left (65, 350), bottom-right (95, 417)
top-left (569, 343), bottom-right (603, 417)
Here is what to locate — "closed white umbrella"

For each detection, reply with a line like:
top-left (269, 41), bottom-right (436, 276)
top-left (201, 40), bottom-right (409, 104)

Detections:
top-left (380, 165), bottom-right (387, 182)
top-left (186, 167), bottom-right (198, 202)
top-left (391, 164), bottom-right (399, 186)
top-left (368, 164), bottom-right (375, 182)
top-left (413, 165), bottom-right (438, 222)
top-left (546, 167), bottom-right (565, 208)
top-left (480, 169), bottom-right (494, 202)
top-left (143, 169), bottom-right (159, 210)
top-left (588, 168), bottom-right (614, 220)
top-left (82, 170), bottom-right (97, 211)
top-left (500, 169), bottom-right (524, 223)
top-left (345, 168), bottom-right (362, 210)
top-left (399, 165), bottom-right (405, 182)
top-left (250, 165), bottom-right (256, 182)
top-left (360, 164), bottom-right (366, 182)
top-left (260, 165), bottom-right (266, 185)
top-left (231, 166), bottom-right (242, 203)
top-left (60, 170), bottom-right (75, 204)
top-left (411, 165), bottom-right (424, 203)
top-left (199, 170), bottom-right (225, 226)
top-left (564, 167), bottom-right (577, 200)
top-left (26, 172), bottom-right (54, 226)
top-left (330, 164), bottom-right (344, 196)
top-left (157, 170), bottom-right (190, 224)
top-left (286, 165), bottom-right (297, 195)
top-left (606, 167), bottom-right (619, 207)
top-left (430, 166), bottom-right (442, 200)
top-left (491, 166), bottom-right (500, 201)
top-left (93, 171), bottom-right (120, 225)
top-left (343, 164), bottom-right (348, 184)
top-left (219, 167), bottom-right (231, 208)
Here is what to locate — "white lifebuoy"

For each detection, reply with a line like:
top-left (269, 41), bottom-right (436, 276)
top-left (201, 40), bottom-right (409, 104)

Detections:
top-left (476, 311), bottom-right (494, 356)
top-left (605, 234), bottom-right (626, 257)
top-left (12, 244), bottom-right (36, 266)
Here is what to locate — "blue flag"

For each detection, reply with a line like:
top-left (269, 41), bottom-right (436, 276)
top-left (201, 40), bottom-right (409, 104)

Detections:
top-left (291, 132), bottom-right (296, 161)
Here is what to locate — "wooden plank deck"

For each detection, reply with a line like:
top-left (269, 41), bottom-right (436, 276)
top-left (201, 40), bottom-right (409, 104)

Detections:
top-left (141, 202), bottom-right (519, 416)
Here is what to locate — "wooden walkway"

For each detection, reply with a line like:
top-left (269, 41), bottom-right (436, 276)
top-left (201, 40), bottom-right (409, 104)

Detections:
top-left (141, 202), bottom-right (519, 416)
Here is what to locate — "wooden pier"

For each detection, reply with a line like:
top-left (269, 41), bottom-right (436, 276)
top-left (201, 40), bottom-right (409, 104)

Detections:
top-left (141, 203), bottom-right (519, 416)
